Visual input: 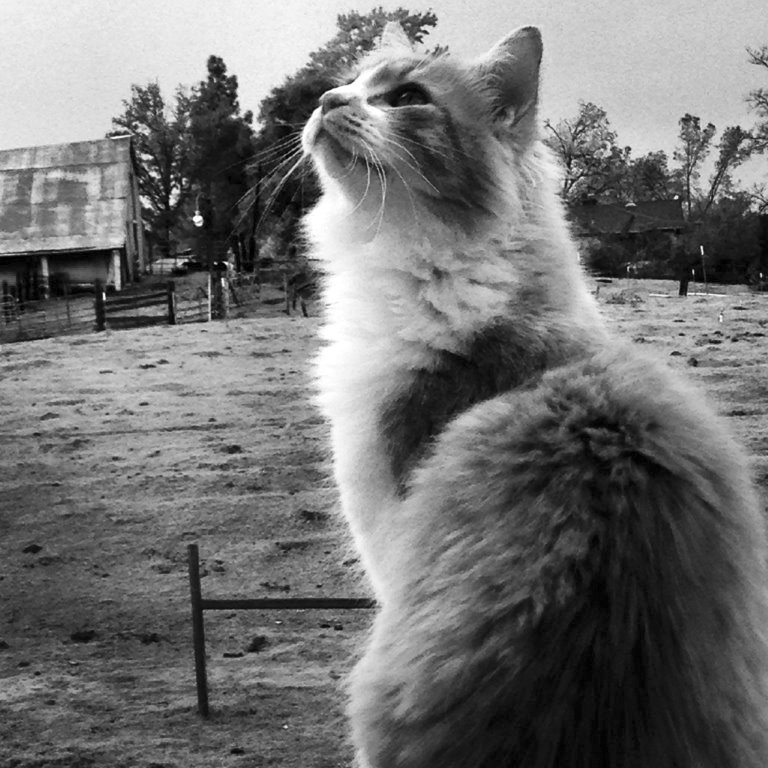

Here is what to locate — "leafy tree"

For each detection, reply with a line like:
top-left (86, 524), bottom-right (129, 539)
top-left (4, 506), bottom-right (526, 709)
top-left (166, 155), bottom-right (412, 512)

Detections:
top-left (672, 114), bottom-right (716, 219)
top-left (745, 44), bottom-right (768, 215)
top-left (671, 114), bottom-right (753, 220)
top-left (309, 6), bottom-right (439, 73)
top-left (257, 6), bottom-right (439, 142)
top-left (251, 7), bottom-right (440, 261)
top-left (697, 193), bottom-right (761, 282)
top-left (543, 102), bottom-right (631, 203)
top-left (749, 186), bottom-right (768, 213)
top-left (747, 44), bottom-right (768, 153)
top-left (624, 150), bottom-right (677, 203)
top-left (701, 125), bottom-right (753, 215)
top-left (188, 55), bottom-right (255, 254)
top-left (109, 82), bottom-right (192, 257)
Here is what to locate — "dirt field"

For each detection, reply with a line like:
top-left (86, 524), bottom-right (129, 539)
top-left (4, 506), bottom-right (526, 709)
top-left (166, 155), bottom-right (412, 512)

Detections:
top-left (1, 278), bottom-right (767, 767)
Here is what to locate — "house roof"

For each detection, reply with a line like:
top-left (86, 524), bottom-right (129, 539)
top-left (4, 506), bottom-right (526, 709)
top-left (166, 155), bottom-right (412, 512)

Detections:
top-left (0, 136), bottom-right (136, 257)
top-left (568, 199), bottom-right (686, 236)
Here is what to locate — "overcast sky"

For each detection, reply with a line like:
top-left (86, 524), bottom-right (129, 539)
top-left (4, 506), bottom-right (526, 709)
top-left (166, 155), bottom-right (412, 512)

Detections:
top-left (2, 0), bottom-right (766, 185)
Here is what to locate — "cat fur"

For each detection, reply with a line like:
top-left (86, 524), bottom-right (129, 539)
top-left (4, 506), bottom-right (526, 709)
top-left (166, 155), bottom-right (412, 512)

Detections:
top-left (302, 22), bottom-right (768, 768)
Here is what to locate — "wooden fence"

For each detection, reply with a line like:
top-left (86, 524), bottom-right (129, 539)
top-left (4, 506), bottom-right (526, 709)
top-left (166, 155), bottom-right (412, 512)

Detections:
top-left (0, 266), bottom-right (316, 344)
top-left (0, 281), bottom-right (189, 343)
top-left (187, 543), bottom-right (375, 717)
top-left (94, 280), bottom-right (176, 331)
top-left (1, 280), bottom-right (96, 343)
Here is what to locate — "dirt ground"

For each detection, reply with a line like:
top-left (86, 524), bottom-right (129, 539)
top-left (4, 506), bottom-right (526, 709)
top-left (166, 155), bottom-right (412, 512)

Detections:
top-left (1, 278), bottom-right (768, 767)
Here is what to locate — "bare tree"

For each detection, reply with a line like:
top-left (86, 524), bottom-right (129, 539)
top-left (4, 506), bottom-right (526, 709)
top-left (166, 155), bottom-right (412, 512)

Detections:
top-left (543, 102), bottom-right (631, 203)
top-left (701, 125), bottom-right (753, 216)
top-left (747, 44), bottom-right (768, 153)
top-left (672, 114), bottom-right (716, 219)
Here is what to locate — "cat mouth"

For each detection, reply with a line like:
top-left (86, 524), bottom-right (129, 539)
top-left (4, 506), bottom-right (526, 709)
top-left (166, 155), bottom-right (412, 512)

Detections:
top-left (314, 127), bottom-right (367, 175)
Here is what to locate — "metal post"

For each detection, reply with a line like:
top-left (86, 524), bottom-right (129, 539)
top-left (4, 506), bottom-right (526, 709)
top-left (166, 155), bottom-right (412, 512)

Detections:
top-left (284, 273), bottom-right (291, 315)
top-left (187, 544), bottom-right (209, 717)
top-left (206, 273), bottom-right (212, 323)
top-left (167, 281), bottom-right (176, 325)
top-left (94, 280), bottom-right (106, 332)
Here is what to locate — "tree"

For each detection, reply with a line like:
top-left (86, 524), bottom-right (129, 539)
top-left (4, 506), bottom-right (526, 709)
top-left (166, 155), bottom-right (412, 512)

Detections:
top-left (308, 6), bottom-right (439, 73)
top-left (251, 7), bottom-right (441, 261)
top-left (701, 125), bottom-right (753, 216)
top-left (625, 150), bottom-right (676, 203)
top-left (543, 102), bottom-right (631, 203)
top-left (672, 114), bottom-right (716, 219)
top-left (745, 44), bottom-right (768, 219)
top-left (747, 44), bottom-right (768, 153)
top-left (697, 193), bottom-right (761, 283)
top-left (188, 55), bottom-right (255, 255)
top-left (109, 82), bottom-right (192, 257)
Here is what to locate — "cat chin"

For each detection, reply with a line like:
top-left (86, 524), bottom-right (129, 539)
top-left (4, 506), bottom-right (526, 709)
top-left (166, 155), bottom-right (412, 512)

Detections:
top-left (311, 135), bottom-right (359, 178)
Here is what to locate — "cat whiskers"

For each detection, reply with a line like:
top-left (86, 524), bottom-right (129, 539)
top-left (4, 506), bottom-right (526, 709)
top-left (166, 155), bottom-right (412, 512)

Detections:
top-left (397, 132), bottom-right (479, 166)
top-left (380, 136), bottom-right (440, 197)
top-left (248, 140), bottom-right (308, 238)
top-left (369, 140), bottom-right (420, 222)
top-left (249, 133), bottom-right (305, 167)
top-left (357, 138), bottom-right (388, 237)
top-left (348, 148), bottom-right (374, 215)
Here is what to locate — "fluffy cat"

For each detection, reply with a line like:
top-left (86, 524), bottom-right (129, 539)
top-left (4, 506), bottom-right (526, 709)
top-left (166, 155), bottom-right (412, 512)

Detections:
top-left (301, 22), bottom-right (768, 768)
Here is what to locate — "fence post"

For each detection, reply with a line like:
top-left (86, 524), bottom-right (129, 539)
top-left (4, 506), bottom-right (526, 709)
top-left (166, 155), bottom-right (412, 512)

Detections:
top-left (64, 277), bottom-right (72, 329)
top-left (188, 544), bottom-right (209, 717)
top-left (16, 272), bottom-right (25, 311)
top-left (2, 281), bottom-right (9, 323)
top-left (94, 280), bottom-right (106, 332)
top-left (284, 273), bottom-right (291, 315)
top-left (220, 274), bottom-right (230, 319)
top-left (167, 281), bottom-right (176, 325)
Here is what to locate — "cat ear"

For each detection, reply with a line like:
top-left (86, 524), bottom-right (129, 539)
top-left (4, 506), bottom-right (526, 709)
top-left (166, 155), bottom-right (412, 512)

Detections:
top-left (476, 26), bottom-right (543, 137)
top-left (379, 21), bottom-right (414, 53)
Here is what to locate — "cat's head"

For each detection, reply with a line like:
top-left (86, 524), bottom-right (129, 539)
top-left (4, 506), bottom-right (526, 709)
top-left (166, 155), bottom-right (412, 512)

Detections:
top-left (302, 24), bottom-right (543, 228)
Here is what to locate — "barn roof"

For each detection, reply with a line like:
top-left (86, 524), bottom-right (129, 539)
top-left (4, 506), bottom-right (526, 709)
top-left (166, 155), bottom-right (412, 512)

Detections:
top-left (569, 199), bottom-right (686, 236)
top-left (0, 136), bottom-right (136, 257)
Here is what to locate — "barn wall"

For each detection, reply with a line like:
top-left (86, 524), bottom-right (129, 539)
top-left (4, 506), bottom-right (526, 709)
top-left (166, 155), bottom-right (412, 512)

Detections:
top-left (0, 250), bottom-right (116, 295)
top-left (48, 252), bottom-right (111, 286)
top-left (0, 137), bottom-right (142, 292)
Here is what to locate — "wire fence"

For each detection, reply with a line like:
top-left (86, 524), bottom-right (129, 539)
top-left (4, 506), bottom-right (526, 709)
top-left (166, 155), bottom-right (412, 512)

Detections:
top-left (0, 264), bottom-right (319, 344)
top-left (0, 291), bottom-right (96, 343)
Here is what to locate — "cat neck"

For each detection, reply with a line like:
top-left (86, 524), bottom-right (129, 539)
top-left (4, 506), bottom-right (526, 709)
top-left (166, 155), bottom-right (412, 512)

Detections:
top-left (306, 168), bottom-right (607, 360)
top-left (309, 157), bottom-right (609, 572)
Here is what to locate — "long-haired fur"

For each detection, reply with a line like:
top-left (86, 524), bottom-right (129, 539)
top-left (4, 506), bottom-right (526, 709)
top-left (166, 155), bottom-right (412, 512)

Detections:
top-left (301, 23), bottom-right (768, 768)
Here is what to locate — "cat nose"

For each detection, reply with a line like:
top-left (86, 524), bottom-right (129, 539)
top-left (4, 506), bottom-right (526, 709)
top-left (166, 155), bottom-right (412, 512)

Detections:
top-left (320, 90), bottom-right (352, 114)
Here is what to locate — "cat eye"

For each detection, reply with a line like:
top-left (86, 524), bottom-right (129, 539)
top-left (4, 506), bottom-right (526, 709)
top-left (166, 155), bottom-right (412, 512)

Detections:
top-left (387, 84), bottom-right (430, 108)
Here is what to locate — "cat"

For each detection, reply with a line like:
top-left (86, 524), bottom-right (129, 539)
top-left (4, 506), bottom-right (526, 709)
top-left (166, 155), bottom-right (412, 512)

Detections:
top-left (301, 22), bottom-right (768, 768)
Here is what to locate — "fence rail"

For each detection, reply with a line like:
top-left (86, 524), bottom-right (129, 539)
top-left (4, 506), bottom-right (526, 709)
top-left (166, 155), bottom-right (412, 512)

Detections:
top-left (187, 543), bottom-right (375, 717)
top-left (0, 290), bottom-right (96, 343)
top-left (1, 266), bottom-right (318, 344)
top-left (95, 280), bottom-right (176, 331)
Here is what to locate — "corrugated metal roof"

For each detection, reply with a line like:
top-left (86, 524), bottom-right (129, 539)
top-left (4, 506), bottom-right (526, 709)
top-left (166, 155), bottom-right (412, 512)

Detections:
top-left (0, 136), bottom-right (135, 257)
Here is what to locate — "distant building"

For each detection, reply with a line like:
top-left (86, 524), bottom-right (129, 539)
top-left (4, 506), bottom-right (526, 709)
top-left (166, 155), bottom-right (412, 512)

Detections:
top-left (568, 198), bottom-right (687, 277)
top-left (0, 136), bottom-right (147, 296)
top-left (568, 198), bottom-right (686, 238)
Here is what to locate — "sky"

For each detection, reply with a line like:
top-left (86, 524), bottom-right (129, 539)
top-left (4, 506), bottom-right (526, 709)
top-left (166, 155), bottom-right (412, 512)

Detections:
top-left (2, 0), bottom-right (767, 186)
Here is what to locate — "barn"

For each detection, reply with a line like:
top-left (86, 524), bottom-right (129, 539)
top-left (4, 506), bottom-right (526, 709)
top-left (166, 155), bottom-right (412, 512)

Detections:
top-left (568, 198), bottom-right (687, 277)
top-left (0, 135), bottom-right (147, 297)
top-left (568, 198), bottom-right (687, 238)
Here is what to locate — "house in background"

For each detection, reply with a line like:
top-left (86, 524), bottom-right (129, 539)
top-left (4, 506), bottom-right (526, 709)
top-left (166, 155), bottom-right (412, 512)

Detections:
top-left (0, 135), bottom-right (146, 296)
top-left (568, 198), bottom-right (687, 277)
top-left (568, 198), bottom-right (687, 239)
